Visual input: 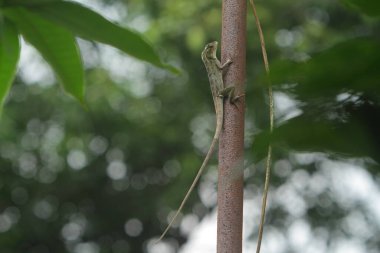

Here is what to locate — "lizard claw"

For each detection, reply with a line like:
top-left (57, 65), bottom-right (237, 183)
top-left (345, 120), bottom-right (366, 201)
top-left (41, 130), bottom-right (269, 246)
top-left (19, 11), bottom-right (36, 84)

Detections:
top-left (229, 93), bottom-right (245, 112)
top-left (230, 93), bottom-right (245, 103)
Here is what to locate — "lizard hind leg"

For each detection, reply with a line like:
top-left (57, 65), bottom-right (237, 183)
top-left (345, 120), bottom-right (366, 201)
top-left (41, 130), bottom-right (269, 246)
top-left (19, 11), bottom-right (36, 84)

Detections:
top-left (231, 93), bottom-right (245, 103)
top-left (218, 87), bottom-right (245, 110)
top-left (218, 86), bottom-right (235, 100)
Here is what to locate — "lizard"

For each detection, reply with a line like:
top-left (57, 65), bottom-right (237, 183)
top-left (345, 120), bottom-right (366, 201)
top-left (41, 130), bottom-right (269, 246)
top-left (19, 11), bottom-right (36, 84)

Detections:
top-left (156, 41), bottom-right (243, 242)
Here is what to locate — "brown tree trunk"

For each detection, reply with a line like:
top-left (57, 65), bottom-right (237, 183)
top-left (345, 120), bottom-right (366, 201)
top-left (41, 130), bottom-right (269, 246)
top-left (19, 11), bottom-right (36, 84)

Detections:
top-left (217, 0), bottom-right (247, 252)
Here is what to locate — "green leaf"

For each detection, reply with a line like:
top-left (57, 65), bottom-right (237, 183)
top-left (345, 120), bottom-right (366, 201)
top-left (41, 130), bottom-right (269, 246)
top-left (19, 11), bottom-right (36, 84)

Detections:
top-left (3, 7), bottom-right (85, 103)
top-left (3, 0), bottom-right (61, 4)
top-left (269, 38), bottom-right (380, 103)
top-left (0, 18), bottom-right (20, 112)
top-left (253, 38), bottom-right (380, 163)
top-left (341, 0), bottom-right (380, 17)
top-left (253, 113), bottom-right (379, 163)
top-left (23, 1), bottom-right (180, 74)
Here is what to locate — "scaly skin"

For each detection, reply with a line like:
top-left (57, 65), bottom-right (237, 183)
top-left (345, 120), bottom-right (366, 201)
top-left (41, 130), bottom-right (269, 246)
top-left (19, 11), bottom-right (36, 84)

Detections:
top-left (156, 41), bottom-right (235, 242)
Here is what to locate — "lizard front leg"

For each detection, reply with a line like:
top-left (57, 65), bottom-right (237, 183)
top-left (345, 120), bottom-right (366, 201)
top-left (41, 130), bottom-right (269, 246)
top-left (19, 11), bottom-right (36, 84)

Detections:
top-left (216, 58), bottom-right (232, 70)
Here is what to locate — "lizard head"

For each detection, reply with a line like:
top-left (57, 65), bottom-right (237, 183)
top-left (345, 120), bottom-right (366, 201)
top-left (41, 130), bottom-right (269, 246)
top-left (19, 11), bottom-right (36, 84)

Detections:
top-left (202, 41), bottom-right (218, 60)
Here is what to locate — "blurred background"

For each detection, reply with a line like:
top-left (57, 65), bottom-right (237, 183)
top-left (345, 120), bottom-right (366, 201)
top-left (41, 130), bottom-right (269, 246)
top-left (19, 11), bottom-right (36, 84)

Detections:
top-left (0, 0), bottom-right (379, 252)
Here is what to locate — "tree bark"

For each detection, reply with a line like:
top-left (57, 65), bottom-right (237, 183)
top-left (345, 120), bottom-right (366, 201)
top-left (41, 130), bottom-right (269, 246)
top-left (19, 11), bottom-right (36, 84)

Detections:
top-left (217, 0), bottom-right (246, 252)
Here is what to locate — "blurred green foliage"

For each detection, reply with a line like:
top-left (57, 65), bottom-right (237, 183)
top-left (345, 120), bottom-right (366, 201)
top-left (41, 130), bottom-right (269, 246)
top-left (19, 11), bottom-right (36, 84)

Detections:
top-left (0, 0), bottom-right (379, 252)
top-left (0, 0), bottom-right (178, 110)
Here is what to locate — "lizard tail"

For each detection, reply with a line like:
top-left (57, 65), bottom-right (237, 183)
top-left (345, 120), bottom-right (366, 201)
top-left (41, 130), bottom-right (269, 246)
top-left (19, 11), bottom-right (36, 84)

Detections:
top-left (155, 118), bottom-right (222, 243)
